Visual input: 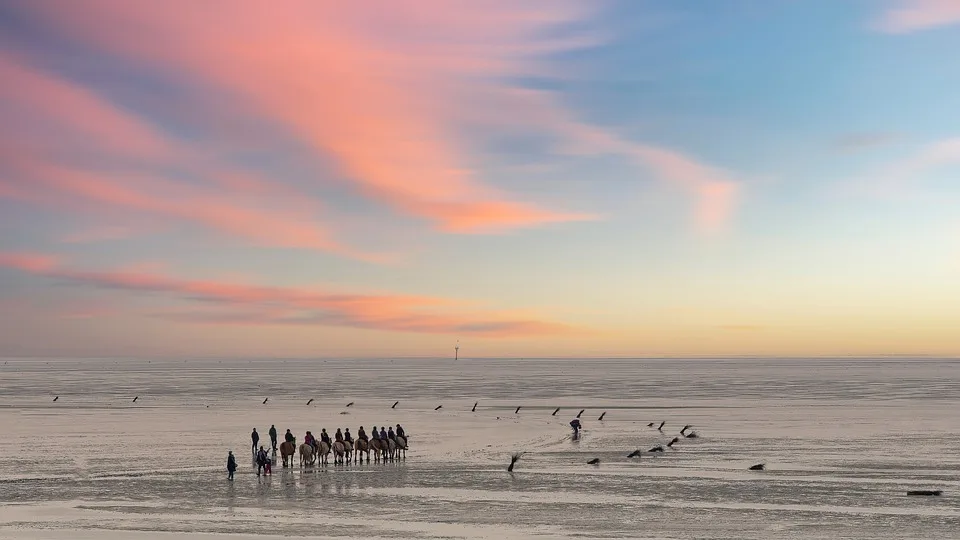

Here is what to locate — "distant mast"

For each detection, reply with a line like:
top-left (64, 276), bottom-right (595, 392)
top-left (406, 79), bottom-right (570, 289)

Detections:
top-left (455, 341), bottom-right (460, 361)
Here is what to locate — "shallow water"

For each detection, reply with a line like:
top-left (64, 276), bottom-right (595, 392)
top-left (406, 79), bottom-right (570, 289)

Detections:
top-left (1, 357), bottom-right (958, 539)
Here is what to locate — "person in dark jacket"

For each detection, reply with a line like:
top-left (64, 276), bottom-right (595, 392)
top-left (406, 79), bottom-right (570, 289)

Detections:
top-left (284, 429), bottom-right (295, 444)
top-left (268, 425), bottom-right (278, 451)
top-left (320, 429), bottom-right (331, 445)
top-left (569, 418), bottom-right (582, 439)
top-left (357, 426), bottom-right (368, 442)
top-left (344, 428), bottom-right (353, 443)
top-left (255, 446), bottom-right (269, 476)
top-left (251, 428), bottom-right (260, 453)
top-left (370, 426), bottom-right (379, 440)
top-left (335, 428), bottom-right (344, 442)
top-left (379, 427), bottom-right (388, 440)
top-left (396, 424), bottom-right (406, 439)
top-left (387, 427), bottom-right (396, 441)
top-left (227, 451), bottom-right (237, 481)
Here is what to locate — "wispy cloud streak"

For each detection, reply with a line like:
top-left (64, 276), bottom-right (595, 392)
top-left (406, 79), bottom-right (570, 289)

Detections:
top-left (11, 0), bottom-right (740, 233)
top-left (0, 253), bottom-right (580, 337)
top-left (874, 0), bottom-right (960, 33)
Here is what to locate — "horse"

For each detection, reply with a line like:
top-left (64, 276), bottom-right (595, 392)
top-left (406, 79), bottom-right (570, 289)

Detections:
top-left (342, 440), bottom-right (354, 464)
top-left (370, 439), bottom-right (386, 463)
top-left (385, 438), bottom-right (398, 460)
top-left (316, 440), bottom-right (331, 465)
top-left (394, 435), bottom-right (408, 459)
top-left (332, 441), bottom-right (348, 465)
top-left (354, 439), bottom-right (370, 463)
top-left (299, 443), bottom-right (315, 467)
top-left (279, 441), bottom-right (297, 467)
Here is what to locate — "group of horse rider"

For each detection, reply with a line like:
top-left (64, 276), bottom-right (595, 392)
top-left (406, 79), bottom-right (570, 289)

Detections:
top-left (251, 423), bottom-right (407, 454)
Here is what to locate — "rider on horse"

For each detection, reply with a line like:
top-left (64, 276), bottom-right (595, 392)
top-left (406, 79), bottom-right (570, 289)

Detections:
top-left (320, 429), bottom-right (331, 446)
top-left (357, 426), bottom-right (368, 442)
top-left (335, 428), bottom-right (344, 443)
top-left (396, 424), bottom-right (405, 440)
top-left (344, 428), bottom-right (353, 443)
top-left (304, 431), bottom-right (315, 447)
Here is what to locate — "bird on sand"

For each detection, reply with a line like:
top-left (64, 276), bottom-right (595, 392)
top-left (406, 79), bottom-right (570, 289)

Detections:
top-left (627, 449), bottom-right (642, 458)
top-left (667, 437), bottom-right (680, 448)
top-left (346, 402), bottom-right (354, 408)
top-left (392, 401), bottom-right (399, 409)
top-left (551, 407), bottom-right (560, 416)
top-left (471, 402), bottom-right (477, 412)
top-left (435, 405), bottom-right (442, 411)
top-left (749, 463), bottom-right (765, 471)
top-left (587, 458), bottom-right (600, 465)
top-left (262, 398), bottom-right (268, 404)
top-left (598, 412), bottom-right (606, 421)
top-left (507, 452), bottom-right (524, 472)
top-left (577, 409), bottom-right (585, 419)
top-left (515, 406), bottom-right (521, 414)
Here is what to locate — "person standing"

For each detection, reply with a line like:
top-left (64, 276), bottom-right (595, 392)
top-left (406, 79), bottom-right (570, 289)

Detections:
top-left (251, 428), bottom-right (260, 453)
top-left (269, 425), bottom-right (278, 451)
top-left (256, 446), bottom-right (272, 476)
top-left (226, 451), bottom-right (237, 481)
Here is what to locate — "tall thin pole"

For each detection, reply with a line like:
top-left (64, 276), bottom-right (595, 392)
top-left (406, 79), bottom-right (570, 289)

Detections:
top-left (455, 341), bottom-right (459, 361)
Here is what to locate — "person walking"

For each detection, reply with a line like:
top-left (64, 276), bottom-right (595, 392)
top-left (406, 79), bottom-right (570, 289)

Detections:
top-left (255, 446), bottom-right (269, 476)
top-left (251, 428), bottom-right (260, 453)
top-left (268, 425), bottom-right (278, 451)
top-left (226, 451), bottom-right (237, 481)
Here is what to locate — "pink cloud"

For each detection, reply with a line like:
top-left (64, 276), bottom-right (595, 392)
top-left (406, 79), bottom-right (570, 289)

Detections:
top-left (0, 252), bottom-right (60, 272)
top-left (11, 0), bottom-right (597, 234)
top-left (0, 253), bottom-right (582, 338)
top-left (875, 0), bottom-right (960, 33)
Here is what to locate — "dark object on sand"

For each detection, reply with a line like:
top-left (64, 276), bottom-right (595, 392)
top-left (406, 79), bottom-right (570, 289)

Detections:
top-left (907, 490), bottom-right (942, 496)
top-left (346, 402), bottom-right (354, 407)
top-left (515, 406), bottom-right (521, 414)
top-left (392, 401), bottom-right (399, 409)
top-left (507, 452), bottom-right (524, 472)
top-left (667, 437), bottom-right (680, 448)
top-left (434, 405), bottom-right (442, 411)
top-left (685, 432), bottom-right (699, 439)
top-left (598, 412), bottom-right (606, 421)
top-left (552, 407), bottom-right (560, 416)
top-left (657, 421), bottom-right (665, 431)
top-left (627, 449), bottom-right (642, 458)
top-left (587, 458), bottom-right (600, 465)
top-left (577, 409), bottom-right (585, 419)
top-left (133, 396), bottom-right (139, 403)
top-left (53, 396), bottom-right (59, 402)
top-left (472, 402), bottom-right (477, 412)
top-left (680, 424), bottom-right (692, 435)
top-left (262, 398), bottom-right (269, 404)
top-left (646, 422), bottom-right (654, 427)
top-left (306, 399), bottom-right (314, 405)
top-left (649, 445), bottom-right (664, 453)
top-left (749, 463), bottom-right (765, 471)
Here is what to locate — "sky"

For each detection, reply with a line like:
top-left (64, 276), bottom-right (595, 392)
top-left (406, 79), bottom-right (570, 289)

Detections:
top-left (1, 0), bottom-right (959, 359)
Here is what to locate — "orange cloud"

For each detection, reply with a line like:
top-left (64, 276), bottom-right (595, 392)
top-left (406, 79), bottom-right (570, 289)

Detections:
top-left (875, 0), bottom-right (960, 33)
top-left (0, 253), bottom-right (581, 338)
top-left (10, 1), bottom-right (608, 233)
